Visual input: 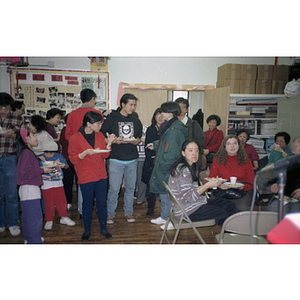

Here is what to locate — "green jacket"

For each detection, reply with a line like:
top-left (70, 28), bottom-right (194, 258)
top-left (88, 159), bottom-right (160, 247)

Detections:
top-left (149, 119), bottom-right (188, 194)
top-left (185, 117), bottom-right (205, 154)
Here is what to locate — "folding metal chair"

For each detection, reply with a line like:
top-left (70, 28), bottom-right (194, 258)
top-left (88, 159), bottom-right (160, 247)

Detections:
top-left (215, 211), bottom-right (278, 244)
top-left (160, 182), bottom-right (215, 244)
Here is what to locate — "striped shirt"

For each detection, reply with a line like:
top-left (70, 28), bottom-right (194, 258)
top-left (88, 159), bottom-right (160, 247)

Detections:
top-left (168, 165), bottom-right (207, 219)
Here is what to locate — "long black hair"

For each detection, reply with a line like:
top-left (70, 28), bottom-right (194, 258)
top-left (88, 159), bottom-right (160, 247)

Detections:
top-left (82, 111), bottom-right (103, 127)
top-left (170, 139), bottom-right (202, 182)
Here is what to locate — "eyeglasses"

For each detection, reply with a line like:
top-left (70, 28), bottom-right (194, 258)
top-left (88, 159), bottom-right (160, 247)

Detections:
top-left (0, 106), bottom-right (11, 111)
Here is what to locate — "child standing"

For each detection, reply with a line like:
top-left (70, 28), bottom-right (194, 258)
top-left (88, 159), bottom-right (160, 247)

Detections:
top-left (39, 140), bottom-right (75, 230)
top-left (16, 129), bottom-right (53, 244)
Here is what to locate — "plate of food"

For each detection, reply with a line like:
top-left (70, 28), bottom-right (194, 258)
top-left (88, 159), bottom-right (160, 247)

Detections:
top-left (44, 161), bottom-right (62, 168)
top-left (93, 148), bottom-right (111, 153)
top-left (224, 182), bottom-right (244, 189)
top-left (0, 130), bottom-right (8, 135)
top-left (204, 177), bottom-right (226, 182)
top-left (122, 137), bottom-right (137, 143)
top-left (283, 196), bottom-right (298, 203)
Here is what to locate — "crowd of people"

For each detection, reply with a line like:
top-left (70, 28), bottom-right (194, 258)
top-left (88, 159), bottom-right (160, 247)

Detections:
top-left (1, 89), bottom-right (300, 244)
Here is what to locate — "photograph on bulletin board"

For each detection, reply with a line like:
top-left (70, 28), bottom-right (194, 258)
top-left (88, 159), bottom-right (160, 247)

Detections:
top-left (9, 68), bottom-right (109, 121)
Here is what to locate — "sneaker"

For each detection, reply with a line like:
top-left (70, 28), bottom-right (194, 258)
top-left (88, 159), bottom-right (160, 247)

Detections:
top-left (8, 225), bottom-right (21, 236)
top-left (67, 204), bottom-right (72, 210)
top-left (44, 221), bottom-right (53, 230)
top-left (125, 214), bottom-right (135, 223)
top-left (0, 226), bottom-right (5, 233)
top-left (24, 237), bottom-right (45, 244)
top-left (106, 215), bottom-right (114, 224)
top-left (150, 216), bottom-right (166, 225)
top-left (60, 217), bottom-right (76, 226)
top-left (160, 222), bottom-right (174, 231)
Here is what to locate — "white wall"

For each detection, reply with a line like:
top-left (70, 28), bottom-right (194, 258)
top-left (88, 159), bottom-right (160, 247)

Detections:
top-left (0, 56), bottom-right (294, 109)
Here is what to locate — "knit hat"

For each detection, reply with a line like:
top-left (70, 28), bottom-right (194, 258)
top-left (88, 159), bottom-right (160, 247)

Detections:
top-left (42, 140), bottom-right (58, 152)
top-left (20, 129), bottom-right (28, 143)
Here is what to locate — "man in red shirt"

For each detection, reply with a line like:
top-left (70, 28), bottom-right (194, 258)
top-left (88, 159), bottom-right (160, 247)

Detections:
top-left (65, 89), bottom-right (103, 217)
top-left (65, 89), bottom-right (103, 141)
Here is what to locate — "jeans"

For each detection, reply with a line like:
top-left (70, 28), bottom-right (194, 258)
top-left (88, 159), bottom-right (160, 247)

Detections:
top-left (160, 193), bottom-right (171, 220)
top-left (80, 179), bottom-right (107, 232)
top-left (21, 199), bottom-right (43, 244)
top-left (107, 159), bottom-right (137, 217)
top-left (0, 155), bottom-right (19, 228)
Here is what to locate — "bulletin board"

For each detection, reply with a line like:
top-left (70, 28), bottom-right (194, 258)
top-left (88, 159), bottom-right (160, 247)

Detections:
top-left (9, 68), bottom-right (109, 121)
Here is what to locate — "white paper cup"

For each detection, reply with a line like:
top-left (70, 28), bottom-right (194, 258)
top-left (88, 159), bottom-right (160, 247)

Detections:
top-left (230, 177), bottom-right (237, 184)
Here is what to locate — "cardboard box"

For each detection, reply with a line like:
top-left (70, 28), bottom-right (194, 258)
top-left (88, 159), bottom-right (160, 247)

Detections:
top-left (216, 79), bottom-right (240, 94)
top-left (240, 64), bottom-right (257, 80)
top-left (257, 65), bottom-right (273, 80)
top-left (256, 79), bottom-right (272, 94)
top-left (273, 65), bottom-right (289, 81)
top-left (240, 79), bottom-right (256, 94)
top-left (271, 80), bottom-right (287, 94)
top-left (217, 64), bottom-right (241, 81)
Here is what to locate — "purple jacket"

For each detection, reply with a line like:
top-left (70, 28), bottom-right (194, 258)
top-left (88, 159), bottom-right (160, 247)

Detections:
top-left (16, 149), bottom-right (44, 186)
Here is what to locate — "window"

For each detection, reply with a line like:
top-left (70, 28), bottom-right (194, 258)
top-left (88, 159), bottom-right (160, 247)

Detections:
top-left (172, 91), bottom-right (189, 101)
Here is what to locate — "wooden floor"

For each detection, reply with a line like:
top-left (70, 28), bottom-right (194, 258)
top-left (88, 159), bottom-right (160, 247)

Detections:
top-left (0, 188), bottom-right (229, 245)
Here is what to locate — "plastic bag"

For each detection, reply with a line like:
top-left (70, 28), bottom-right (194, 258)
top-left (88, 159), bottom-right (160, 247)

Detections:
top-left (284, 79), bottom-right (300, 97)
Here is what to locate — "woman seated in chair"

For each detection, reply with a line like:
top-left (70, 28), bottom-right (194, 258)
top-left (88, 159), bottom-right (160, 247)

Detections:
top-left (209, 135), bottom-right (255, 211)
top-left (236, 129), bottom-right (259, 171)
top-left (268, 131), bottom-right (292, 165)
top-left (203, 114), bottom-right (224, 164)
top-left (165, 139), bottom-right (238, 231)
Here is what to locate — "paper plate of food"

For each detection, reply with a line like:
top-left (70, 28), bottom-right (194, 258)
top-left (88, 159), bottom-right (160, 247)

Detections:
top-left (44, 161), bottom-right (62, 168)
top-left (283, 196), bottom-right (298, 203)
top-left (0, 130), bottom-right (8, 135)
top-left (122, 137), bottom-right (137, 143)
top-left (205, 177), bottom-right (227, 182)
top-left (224, 182), bottom-right (244, 189)
top-left (93, 148), bottom-right (111, 153)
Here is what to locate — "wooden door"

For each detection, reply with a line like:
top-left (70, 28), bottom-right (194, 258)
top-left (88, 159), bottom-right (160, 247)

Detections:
top-left (203, 86), bottom-right (230, 136)
top-left (123, 88), bottom-right (168, 126)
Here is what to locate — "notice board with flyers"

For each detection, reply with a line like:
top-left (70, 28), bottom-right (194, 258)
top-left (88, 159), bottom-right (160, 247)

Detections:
top-left (9, 68), bottom-right (109, 127)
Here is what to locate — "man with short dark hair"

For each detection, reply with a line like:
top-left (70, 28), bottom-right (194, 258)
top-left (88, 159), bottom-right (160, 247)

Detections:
top-left (65, 89), bottom-right (102, 141)
top-left (101, 93), bottom-right (142, 224)
top-left (0, 92), bottom-right (26, 236)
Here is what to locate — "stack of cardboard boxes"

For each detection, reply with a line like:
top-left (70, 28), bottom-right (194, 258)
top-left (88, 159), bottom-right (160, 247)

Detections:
top-left (216, 64), bottom-right (289, 94)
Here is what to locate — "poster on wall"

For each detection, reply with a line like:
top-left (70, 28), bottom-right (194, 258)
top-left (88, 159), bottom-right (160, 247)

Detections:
top-left (9, 68), bottom-right (109, 127)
